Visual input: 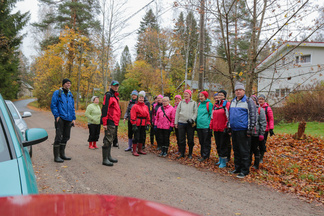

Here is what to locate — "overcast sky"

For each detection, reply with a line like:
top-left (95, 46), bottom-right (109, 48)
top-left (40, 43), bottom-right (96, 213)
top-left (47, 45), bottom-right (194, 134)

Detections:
top-left (15, 0), bottom-right (177, 63)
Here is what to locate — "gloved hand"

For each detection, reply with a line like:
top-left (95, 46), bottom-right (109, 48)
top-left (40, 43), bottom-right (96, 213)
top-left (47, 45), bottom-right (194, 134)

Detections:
top-left (259, 135), bottom-right (264, 141)
top-left (187, 119), bottom-right (194, 125)
top-left (132, 125), bottom-right (138, 132)
top-left (169, 127), bottom-right (173, 132)
top-left (146, 125), bottom-right (150, 131)
top-left (247, 130), bottom-right (252, 137)
top-left (269, 129), bottom-right (275, 136)
top-left (226, 128), bottom-right (232, 135)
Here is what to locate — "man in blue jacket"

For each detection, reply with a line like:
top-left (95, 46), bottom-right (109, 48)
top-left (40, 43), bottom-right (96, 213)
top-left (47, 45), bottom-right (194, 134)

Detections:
top-left (51, 79), bottom-right (76, 163)
top-left (228, 82), bottom-right (256, 178)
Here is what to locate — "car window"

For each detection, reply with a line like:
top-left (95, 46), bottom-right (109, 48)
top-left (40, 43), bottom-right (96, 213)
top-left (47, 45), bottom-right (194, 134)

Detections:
top-left (0, 119), bottom-right (11, 162)
top-left (6, 103), bottom-right (20, 120)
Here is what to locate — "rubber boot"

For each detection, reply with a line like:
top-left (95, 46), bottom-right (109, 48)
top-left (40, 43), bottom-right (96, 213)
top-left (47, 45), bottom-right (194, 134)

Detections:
top-left (137, 143), bottom-right (146, 155)
top-left (219, 157), bottom-right (227, 168)
top-left (253, 156), bottom-right (260, 169)
top-left (93, 141), bottom-right (98, 149)
top-left (89, 142), bottom-right (95, 149)
top-left (260, 152), bottom-right (264, 163)
top-left (132, 144), bottom-right (139, 156)
top-left (125, 139), bottom-right (132, 151)
top-left (107, 145), bottom-right (118, 163)
top-left (53, 144), bottom-right (64, 163)
top-left (102, 146), bottom-right (113, 166)
top-left (163, 147), bottom-right (168, 157)
top-left (60, 143), bottom-right (71, 160)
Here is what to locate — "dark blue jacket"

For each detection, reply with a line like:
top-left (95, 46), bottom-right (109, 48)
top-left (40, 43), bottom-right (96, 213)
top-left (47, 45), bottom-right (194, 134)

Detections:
top-left (51, 88), bottom-right (76, 122)
top-left (229, 95), bottom-right (256, 131)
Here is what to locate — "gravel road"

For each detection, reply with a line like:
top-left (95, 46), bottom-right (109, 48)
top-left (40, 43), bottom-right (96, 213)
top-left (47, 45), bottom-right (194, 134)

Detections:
top-left (16, 99), bottom-right (324, 216)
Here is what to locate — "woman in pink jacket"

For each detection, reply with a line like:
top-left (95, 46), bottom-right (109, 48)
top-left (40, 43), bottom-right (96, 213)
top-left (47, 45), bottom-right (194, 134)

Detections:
top-left (155, 97), bottom-right (175, 157)
top-left (258, 94), bottom-right (275, 163)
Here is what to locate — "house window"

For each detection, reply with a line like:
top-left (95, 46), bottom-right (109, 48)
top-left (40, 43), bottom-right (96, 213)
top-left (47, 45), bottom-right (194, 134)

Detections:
top-left (300, 55), bottom-right (311, 63)
top-left (296, 54), bottom-right (311, 64)
top-left (275, 89), bottom-right (280, 97)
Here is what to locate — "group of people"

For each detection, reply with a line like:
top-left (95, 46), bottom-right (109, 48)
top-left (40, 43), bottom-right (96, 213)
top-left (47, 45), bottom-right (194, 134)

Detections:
top-left (51, 78), bottom-right (274, 178)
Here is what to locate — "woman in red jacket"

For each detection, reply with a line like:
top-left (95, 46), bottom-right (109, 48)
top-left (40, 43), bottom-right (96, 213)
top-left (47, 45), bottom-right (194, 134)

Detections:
top-left (130, 91), bottom-right (151, 156)
top-left (258, 94), bottom-right (275, 163)
top-left (210, 90), bottom-right (231, 168)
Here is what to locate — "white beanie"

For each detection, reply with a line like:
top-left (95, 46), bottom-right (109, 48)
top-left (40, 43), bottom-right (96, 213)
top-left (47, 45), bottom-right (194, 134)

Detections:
top-left (234, 82), bottom-right (245, 91)
top-left (91, 96), bottom-right (98, 102)
top-left (138, 91), bottom-right (145, 97)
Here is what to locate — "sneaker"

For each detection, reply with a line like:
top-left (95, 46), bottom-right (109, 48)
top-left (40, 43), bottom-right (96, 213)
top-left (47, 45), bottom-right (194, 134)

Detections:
top-left (198, 158), bottom-right (205, 162)
top-left (188, 155), bottom-right (192, 159)
top-left (229, 169), bottom-right (240, 174)
top-left (236, 173), bottom-right (246, 178)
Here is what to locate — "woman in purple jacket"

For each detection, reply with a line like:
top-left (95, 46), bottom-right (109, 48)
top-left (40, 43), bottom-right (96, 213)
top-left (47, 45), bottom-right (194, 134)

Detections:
top-left (155, 97), bottom-right (176, 157)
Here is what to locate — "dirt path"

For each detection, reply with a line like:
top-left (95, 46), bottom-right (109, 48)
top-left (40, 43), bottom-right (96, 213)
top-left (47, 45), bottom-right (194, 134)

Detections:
top-left (24, 108), bottom-right (324, 216)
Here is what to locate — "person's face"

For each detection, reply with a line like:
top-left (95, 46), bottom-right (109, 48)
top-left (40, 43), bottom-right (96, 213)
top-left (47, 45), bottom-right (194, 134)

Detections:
top-left (258, 97), bottom-right (265, 106)
top-left (131, 94), bottom-right (137, 100)
top-left (63, 81), bottom-right (71, 90)
top-left (93, 97), bottom-right (99, 104)
top-left (138, 96), bottom-right (144, 103)
top-left (154, 98), bottom-right (157, 103)
top-left (162, 99), bottom-right (169, 106)
top-left (235, 89), bottom-right (245, 99)
top-left (199, 93), bottom-right (206, 102)
top-left (175, 97), bottom-right (181, 104)
top-left (184, 92), bottom-right (190, 100)
top-left (157, 96), bottom-right (162, 103)
top-left (111, 85), bottom-right (119, 91)
top-left (218, 93), bottom-right (225, 101)
top-left (214, 95), bottom-right (219, 102)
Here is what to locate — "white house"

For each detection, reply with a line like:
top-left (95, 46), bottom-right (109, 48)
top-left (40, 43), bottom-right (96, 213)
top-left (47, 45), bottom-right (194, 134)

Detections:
top-left (257, 41), bottom-right (324, 106)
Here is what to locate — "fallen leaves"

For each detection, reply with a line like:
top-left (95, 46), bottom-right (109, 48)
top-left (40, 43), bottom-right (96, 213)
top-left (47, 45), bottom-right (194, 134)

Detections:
top-left (143, 133), bottom-right (324, 205)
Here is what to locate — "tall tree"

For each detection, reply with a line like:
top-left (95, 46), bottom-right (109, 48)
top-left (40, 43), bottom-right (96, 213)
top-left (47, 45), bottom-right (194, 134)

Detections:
top-left (119, 45), bottom-right (132, 83)
top-left (0, 0), bottom-right (30, 99)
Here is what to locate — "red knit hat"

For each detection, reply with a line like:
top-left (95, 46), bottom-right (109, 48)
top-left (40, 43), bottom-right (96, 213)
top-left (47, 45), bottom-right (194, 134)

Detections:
top-left (201, 91), bottom-right (209, 99)
top-left (184, 89), bottom-right (192, 97)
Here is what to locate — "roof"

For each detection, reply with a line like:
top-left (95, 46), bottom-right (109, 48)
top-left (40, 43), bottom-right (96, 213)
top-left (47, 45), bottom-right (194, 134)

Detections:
top-left (21, 81), bottom-right (34, 90)
top-left (257, 41), bottom-right (324, 69)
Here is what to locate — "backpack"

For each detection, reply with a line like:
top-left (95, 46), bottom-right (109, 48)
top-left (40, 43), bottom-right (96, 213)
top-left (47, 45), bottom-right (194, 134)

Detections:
top-left (58, 88), bottom-right (73, 98)
top-left (213, 100), bottom-right (227, 111)
top-left (198, 101), bottom-right (210, 112)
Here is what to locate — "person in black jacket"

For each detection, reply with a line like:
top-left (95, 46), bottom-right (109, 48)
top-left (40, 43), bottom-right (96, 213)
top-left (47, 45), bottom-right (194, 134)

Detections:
top-left (123, 90), bottom-right (138, 151)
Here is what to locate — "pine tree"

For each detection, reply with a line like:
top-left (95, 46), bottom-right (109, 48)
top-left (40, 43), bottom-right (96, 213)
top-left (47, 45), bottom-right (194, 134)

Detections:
top-left (0, 0), bottom-right (30, 99)
top-left (119, 45), bottom-right (132, 83)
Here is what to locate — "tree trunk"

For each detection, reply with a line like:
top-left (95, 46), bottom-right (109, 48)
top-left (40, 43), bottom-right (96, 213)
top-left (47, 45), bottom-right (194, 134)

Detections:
top-left (293, 121), bottom-right (307, 140)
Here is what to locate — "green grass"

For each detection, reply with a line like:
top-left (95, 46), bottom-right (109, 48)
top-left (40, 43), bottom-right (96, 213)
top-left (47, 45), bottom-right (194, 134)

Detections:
top-left (275, 122), bottom-right (324, 138)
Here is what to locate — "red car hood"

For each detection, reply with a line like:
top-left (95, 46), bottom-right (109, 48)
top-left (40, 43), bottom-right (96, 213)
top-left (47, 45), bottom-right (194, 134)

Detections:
top-left (0, 194), bottom-right (200, 216)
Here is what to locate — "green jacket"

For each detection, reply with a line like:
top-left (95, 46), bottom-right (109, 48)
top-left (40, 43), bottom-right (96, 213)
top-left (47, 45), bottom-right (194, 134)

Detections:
top-left (196, 99), bottom-right (213, 129)
top-left (85, 103), bottom-right (101, 124)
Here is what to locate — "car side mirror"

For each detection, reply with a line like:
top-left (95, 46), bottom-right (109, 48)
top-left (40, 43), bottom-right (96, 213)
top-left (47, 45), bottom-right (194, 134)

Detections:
top-left (23, 128), bottom-right (48, 147)
top-left (22, 111), bottom-right (32, 118)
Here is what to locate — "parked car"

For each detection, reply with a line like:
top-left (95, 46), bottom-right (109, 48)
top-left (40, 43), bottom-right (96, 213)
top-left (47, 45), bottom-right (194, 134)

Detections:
top-left (5, 100), bottom-right (33, 157)
top-left (0, 94), bottom-right (48, 197)
top-left (0, 194), bottom-right (200, 216)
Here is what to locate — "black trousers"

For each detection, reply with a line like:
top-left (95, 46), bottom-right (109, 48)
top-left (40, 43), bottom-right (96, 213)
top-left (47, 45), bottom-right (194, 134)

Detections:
top-left (155, 127), bottom-right (163, 148)
top-left (175, 128), bottom-right (180, 150)
top-left (178, 123), bottom-right (195, 155)
top-left (127, 120), bottom-right (135, 140)
top-left (232, 130), bottom-right (251, 175)
top-left (260, 131), bottom-right (269, 153)
top-left (197, 129), bottom-right (212, 159)
top-left (250, 136), bottom-right (260, 161)
top-left (134, 126), bottom-right (146, 144)
top-left (158, 129), bottom-right (171, 148)
top-left (87, 124), bottom-right (100, 142)
top-left (150, 124), bottom-right (155, 144)
top-left (113, 126), bottom-right (118, 145)
top-left (54, 118), bottom-right (72, 145)
top-left (214, 131), bottom-right (231, 158)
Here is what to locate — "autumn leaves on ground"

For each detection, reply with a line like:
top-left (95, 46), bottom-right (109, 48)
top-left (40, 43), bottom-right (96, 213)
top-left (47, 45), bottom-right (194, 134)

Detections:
top-left (119, 128), bottom-right (323, 206)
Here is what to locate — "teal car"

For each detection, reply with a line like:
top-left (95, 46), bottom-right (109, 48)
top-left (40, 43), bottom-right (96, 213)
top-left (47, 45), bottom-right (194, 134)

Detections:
top-left (0, 94), bottom-right (48, 197)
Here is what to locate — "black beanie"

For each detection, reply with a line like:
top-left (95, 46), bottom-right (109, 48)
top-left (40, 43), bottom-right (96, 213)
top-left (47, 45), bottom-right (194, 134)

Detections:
top-left (218, 90), bottom-right (227, 98)
top-left (62, 78), bottom-right (72, 86)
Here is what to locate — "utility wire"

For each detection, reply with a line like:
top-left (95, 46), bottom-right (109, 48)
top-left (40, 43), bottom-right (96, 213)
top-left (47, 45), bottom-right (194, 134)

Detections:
top-left (123, 0), bottom-right (155, 24)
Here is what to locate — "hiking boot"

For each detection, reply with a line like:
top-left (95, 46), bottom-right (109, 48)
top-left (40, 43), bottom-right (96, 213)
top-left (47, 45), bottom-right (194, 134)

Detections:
top-left (236, 173), bottom-right (246, 179)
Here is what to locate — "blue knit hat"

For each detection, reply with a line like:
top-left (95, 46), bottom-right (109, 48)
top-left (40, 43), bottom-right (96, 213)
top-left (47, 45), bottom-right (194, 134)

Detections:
top-left (131, 90), bottom-right (138, 96)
